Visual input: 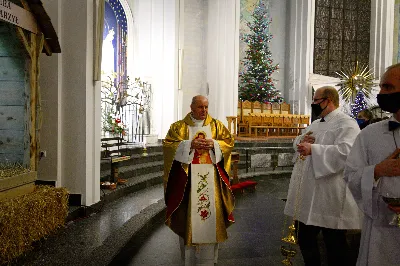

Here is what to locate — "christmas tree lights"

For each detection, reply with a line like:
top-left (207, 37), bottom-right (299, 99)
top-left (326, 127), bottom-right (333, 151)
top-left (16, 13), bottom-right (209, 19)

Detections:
top-left (351, 91), bottom-right (368, 118)
top-left (239, 1), bottom-right (282, 103)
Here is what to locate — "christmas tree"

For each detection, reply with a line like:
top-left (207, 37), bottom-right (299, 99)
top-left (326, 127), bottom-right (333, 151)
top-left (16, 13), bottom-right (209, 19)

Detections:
top-left (239, 1), bottom-right (282, 103)
top-left (351, 91), bottom-right (368, 118)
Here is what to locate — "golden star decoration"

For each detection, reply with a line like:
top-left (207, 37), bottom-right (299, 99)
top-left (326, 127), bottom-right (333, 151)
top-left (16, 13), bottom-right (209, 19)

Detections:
top-left (336, 61), bottom-right (375, 103)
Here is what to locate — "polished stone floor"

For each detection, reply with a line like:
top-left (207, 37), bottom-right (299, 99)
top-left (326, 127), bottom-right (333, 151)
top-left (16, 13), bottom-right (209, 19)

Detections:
top-left (118, 177), bottom-right (307, 266)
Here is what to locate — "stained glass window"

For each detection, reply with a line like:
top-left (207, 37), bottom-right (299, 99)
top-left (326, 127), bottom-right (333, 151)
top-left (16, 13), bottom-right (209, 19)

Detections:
top-left (102, 0), bottom-right (128, 80)
top-left (314, 0), bottom-right (371, 76)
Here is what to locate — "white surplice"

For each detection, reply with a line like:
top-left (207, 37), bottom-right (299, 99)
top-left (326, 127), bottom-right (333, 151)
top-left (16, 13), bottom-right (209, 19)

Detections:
top-left (345, 117), bottom-right (400, 266)
top-left (284, 109), bottom-right (362, 229)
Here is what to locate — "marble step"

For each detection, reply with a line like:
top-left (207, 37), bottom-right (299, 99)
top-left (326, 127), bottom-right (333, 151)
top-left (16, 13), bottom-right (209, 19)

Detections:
top-left (100, 171), bottom-right (164, 204)
top-left (100, 161), bottom-right (164, 182)
top-left (239, 169), bottom-right (293, 180)
top-left (234, 139), bottom-right (294, 148)
top-left (100, 152), bottom-right (164, 172)
top-left (121, 144), bottom-right (163, 155)
top-left (233, 146), bottom-right (295, 154)
top-left (234, 156), bottom-right (294, 169)
top-left (100, 143), bottom-right (163, 158)
top-left (16, 184), bottom-right (165, 266)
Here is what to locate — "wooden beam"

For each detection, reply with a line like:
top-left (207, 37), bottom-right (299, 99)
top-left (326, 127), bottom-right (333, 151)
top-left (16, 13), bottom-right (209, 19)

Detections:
top-left (16, 28), bottom-right (32, 58)
top-left (19, 0), bottom-right (30, 11)
top-left (29, 33), bottom-right (37, 171)
top-left (29, 38), bottom-right (36, 170)
top-left (43, 39), bottom-right (52, 56)
top-left (29, 32), bottom-right (44, 171)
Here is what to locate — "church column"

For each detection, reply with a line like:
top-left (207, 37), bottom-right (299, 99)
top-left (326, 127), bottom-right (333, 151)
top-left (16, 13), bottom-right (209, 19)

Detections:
top-left (370, 0), bottom-right (395, 78)
top-left (62, 0), bottom-right (100, 205)
top-left (40, 0), bottom-right (100, 206)
top-left (286, 0), bottom-right (315, 115)
top-left (206, 0), bottom-right (240, 125)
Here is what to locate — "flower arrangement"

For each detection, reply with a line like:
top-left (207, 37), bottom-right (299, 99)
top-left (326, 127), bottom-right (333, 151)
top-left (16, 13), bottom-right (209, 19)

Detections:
top-left (101, 72), bottom-right (151, 138)
top-left (103, 114), bottom-right (127, 136)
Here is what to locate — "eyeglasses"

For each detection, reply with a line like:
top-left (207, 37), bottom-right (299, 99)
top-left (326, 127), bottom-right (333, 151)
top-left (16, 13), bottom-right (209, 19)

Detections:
top-left (312, 97), bottom-right (327, 104)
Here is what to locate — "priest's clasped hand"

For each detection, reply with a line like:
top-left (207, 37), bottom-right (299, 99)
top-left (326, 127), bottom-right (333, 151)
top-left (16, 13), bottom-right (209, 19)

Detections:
top-left (191, 138), bottom-right (214, 150)
top-left (297, 142), bottom-right (312, 157)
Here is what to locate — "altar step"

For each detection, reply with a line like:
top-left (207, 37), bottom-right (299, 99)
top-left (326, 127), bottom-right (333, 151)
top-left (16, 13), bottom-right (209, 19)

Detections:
top-left (98, 141), bottom-right (296, 206)
top-left (15, 184), bottom-right (166, 266)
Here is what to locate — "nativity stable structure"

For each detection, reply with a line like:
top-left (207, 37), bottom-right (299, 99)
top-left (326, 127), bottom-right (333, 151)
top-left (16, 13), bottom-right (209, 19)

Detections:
top-left (0, 1), bottom-right (67, 263)
top-left (0, 0), bottom-right (60, 198)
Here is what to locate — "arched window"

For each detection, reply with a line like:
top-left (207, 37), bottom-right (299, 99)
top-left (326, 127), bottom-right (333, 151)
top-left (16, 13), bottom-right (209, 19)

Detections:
top-left (102, 0), bottom-right (127, 80)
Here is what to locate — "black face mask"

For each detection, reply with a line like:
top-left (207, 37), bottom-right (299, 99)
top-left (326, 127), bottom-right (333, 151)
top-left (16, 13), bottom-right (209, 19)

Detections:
top-left (311, 98), bottom-right (328, 118)
top-left (377, 92), bottom-right (400, 113)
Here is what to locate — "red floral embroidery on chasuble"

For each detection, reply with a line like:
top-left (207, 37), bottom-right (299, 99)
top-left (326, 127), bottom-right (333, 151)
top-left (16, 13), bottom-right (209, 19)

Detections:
top-left (200, 209), bottom-right (210, 220)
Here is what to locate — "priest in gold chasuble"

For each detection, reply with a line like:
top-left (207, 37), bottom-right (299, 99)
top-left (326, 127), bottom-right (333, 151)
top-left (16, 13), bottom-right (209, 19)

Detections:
top-left (163, 95), bottom-right (235, 265)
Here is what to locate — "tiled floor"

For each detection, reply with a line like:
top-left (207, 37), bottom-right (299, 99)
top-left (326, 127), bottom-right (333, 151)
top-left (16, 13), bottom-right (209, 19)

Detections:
top-left (122, 177), bottom-right (306, 266)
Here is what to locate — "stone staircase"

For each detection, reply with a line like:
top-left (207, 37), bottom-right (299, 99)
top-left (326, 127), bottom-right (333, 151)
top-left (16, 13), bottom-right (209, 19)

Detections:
top-left (14, 140), bottom-right (296, 266)
top-left (99, 145), bottom-right (164, 204)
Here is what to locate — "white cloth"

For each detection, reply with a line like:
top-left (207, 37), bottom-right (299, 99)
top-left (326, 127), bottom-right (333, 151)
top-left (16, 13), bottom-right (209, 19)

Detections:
top-left (344, 117), bottom-right (400, 266)
top-left (284, 109), bottom-right (362, 229)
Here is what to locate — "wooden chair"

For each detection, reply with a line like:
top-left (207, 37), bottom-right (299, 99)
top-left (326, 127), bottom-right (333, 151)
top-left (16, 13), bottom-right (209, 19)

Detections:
top-left (262, 113), bottom-right (274, 136)
top-left (262, 102), bottom-right (272, 114)
top-left (237, 100), bottom-right (242, 123)
top-left (248, 113), bottom-right (262, 136)
top-left (238, 115), bottom-right (251, 136)
top-left (252, 101), bottom-right (262, 114)
top-left (249, 113), bottom-right (273, 137)
top-left (281, 115), bottom-right (293, 136)
top-left (281, 102), bottom-right (290, 114)
top-left (291, 115), bottom-right (301, 135)
top-left (242, 100), bottom-right (252, 116)
top-left (238, 100), bottom-right (252, 136)
top-left (270, 114), bottom-right (283, 136)
top-left (299, 115), bottom-right (310, 133)
top-left (272, 102), bottom-right (280, 114)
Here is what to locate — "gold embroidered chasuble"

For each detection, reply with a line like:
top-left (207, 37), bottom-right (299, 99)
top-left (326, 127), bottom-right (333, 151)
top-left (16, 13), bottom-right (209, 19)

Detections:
top-left (163, 113), bottom-right (235, 245)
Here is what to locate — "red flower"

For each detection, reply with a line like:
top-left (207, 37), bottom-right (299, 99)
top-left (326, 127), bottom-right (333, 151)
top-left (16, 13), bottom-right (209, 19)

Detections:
top-left (115, 118), bottom-right (121, 123)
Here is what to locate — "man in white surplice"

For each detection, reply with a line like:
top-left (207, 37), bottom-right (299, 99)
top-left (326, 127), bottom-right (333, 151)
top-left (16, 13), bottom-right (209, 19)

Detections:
top-left (163, 95), bottom-right (235, 266)
top-left (344, 63), bottom-right (400, 266)
top-left (284, 86), bottom-right (362, 266)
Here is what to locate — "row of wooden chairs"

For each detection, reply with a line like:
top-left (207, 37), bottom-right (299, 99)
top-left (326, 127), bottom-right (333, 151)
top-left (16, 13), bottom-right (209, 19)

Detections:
top-left (238, 100), bottom-right (290, 117)
top-left (239, 113), bottom-right (310, 137)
